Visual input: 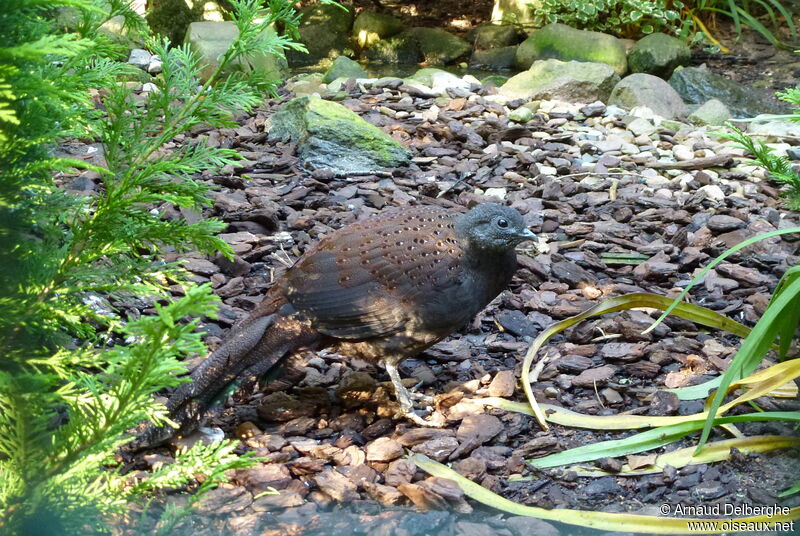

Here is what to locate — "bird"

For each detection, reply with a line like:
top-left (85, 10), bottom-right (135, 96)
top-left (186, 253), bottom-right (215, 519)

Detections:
top-left (138, 202), bottom-right (536, 447)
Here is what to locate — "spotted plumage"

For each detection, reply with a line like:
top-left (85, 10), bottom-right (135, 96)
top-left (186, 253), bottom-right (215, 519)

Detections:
top-left (137, 203), bottom-right (535, 446)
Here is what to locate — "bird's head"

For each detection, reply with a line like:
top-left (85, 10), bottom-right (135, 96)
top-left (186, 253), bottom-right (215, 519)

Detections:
top-left (455, 203), bottom-right (536, 252)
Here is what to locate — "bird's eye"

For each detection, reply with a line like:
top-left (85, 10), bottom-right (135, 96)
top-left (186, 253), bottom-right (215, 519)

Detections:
top-left (496, 218), bottom-right (509, 228)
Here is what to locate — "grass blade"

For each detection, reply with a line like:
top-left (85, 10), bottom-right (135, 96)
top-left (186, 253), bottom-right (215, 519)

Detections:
top-left (522, 293), bottom-right (752, 429)
top-left (560, 435), bottom-right (800, 477)
top-left (527, 412), bottom-right (800, 469)
top-left (411, 454), bottom-right (800, 534)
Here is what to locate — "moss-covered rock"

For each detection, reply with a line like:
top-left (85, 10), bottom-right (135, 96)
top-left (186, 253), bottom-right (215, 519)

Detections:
top-left (406, 27), bottom-right (471, 65)
top-left (353, 11), bottom-right (405, 48)
top-left (323, 56), bottom-right (367, 83)
top-left (627, 33), bottom-right (690, 78)
top-left (500, 59), bottom-right (619, 102)
top-left (515, 23), bottom-right (627, 75)
top-left (184, 22), bottom-right (288, 83)
top-left (669, 66), bottom-right (789, 118)
top-left (365, 33), bottom-right (422, 64)
top-left (408, 68), bottom-right (452, 87)
top-left (470, 23), bottom-right (521, 50)
top-left (609, 73), bottom-right (687, 119)
top-left (286, 3), bottom-right (354, 67)
top-left (469, 46), bottom-right (517, 71)
top-left (687, 99), bottom-right (731, 126)
top-left (268, 96), bottom-right (410, 173)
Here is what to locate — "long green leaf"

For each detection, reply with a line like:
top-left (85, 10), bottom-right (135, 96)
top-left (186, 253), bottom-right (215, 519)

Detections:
top-left (521, 293), bottom-right (753, 429)
top-left (411, 454), bottom-right (800, 534)
top-left (528, 412), bottom-right (800, 468)
top-left (697, 276), bottom-right (800, 452)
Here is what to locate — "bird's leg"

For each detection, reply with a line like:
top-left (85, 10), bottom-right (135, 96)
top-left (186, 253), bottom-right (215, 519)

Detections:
top-left (383, 360), bottom-right (439, 428)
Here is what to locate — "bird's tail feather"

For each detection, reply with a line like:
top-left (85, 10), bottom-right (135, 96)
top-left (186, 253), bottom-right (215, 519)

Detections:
top-left (133, 312), bottom-right (311, 448)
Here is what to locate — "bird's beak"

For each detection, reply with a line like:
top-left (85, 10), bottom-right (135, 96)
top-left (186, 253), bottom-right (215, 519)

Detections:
top-left (517, 228), bottom-right (537, 241)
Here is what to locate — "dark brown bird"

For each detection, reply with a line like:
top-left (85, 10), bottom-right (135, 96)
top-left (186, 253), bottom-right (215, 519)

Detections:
top-left (140, 203), bottom-right (535, 446)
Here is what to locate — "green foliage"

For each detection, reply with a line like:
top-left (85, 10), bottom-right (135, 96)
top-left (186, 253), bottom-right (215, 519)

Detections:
top-left (528, 0), bottom-right (688, 39)
top-left (526, 0), bottom-right (798, 47)
top-left (718, 85), bottom-right (800, 208)
top-left (0, 0), bottom-right (301, 533)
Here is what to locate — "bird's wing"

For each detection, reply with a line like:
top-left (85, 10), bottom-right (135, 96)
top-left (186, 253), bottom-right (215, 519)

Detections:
top-left (284, 206), bottom-right (465, 340)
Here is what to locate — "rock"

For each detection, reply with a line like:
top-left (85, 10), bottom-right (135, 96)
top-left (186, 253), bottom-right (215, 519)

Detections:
top-left (411, 436), bottom-right (460, 461)
top-left (500, 59), bottom-right (620, 102)
top-left (368, 33), bottom-right (422, 64)
top-left (195, 485), bottom-right (253, 515)
top-left (366, 437), bottom-right (404, 462)
top-left (449, 414), bottom-right (503, 458)
top-left (688, 98), bottom-right (731, 126)
top-left (286, 2), bottom-right (354, 67)
top-left (469, 46), bottom-right (517, 71)
top-left (496, 310), bottom-right (536, 337)
top-left (353, 11), bottom-right (405, 49)
top-left (314, 469), bottom-right (359, 502)
top-left (487, 370), bottom-right (516, 397)
top-left (669, 66), bottom-right (788, 118)
top-left (257, 390), bottom-right (328, 422)
top-left (515, 23), bottom-right (627, 75)
top-left (609, 73), bottom-right (688, 119)
top-left (363, 482), bottom-right (404, 506)
top-left (251, 491), bottom-right (305, 510)
top-left (551, 260), bottom-right (598, 288)
top-left (128, 48), bottom-right (152, 70)
top-left (384, 458), bottom-right (418, 487)
top-left (506, 517), bottom-right (560, 536)
top-left (322, 56), bottom-right (367, 83)
top-left (236, 463), bottom-right (293, 493)
top-left (184, 257), bottom-right (219, 275)
top-left (185, 22), bottom-right (288, 83)
top-left (507, 105), bottom-right (533, 123)
top-left (406, 27), bottom-right (471, 64)
top-left (572, 365), bottom-right (616, 387)
top-left (268, 96), bottom-right (410, 174)
top-left (398, 482), bottom-right (448, 509)
top-left (707, 215), bottom-right (745, 233)
top-left (748, 117), bottom-right (800, 139)
top-left (471, 23), bottom-right (521, 49)
top-left (627, 33), bottom-right (690, 78)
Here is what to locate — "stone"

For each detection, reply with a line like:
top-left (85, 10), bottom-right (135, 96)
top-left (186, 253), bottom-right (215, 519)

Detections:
top-left (572, 365), bottom-right (616, 387)
top-left (506, 517), bottom-right (560, 536)
top-left (406, 27), bottom-right (471, 64)
top-left (471, 23), bottom-right (521, 49)
top-left (322, 56), bottom-right (367, 83)
top-left (286, 3), bottom-right (354, 67)
top-left (411, 436), bottom-right (460, 461)
top-left (609, 73), bottom-right (688, 119)
top-left (353, 11), bottom-right (405, 48)
top-left (128, 48), bottom-right (152, 70)
top-left (748, 117), bottom-right (800, 140)
top-left (669, 66), bottom-right (789, 118)
top-left (195, 485), bottom-right (252, 515)
top-left (707, 215), bottom-right (746, 233)
top-left (469, 46), bottom-right (517, 71)
top-left (500, 59), bottom-right (620, 102)
top-left (487, 370), bottom-right (516, 397)
top-left (184, 22), bottom-right (288, 83)
top-left (507, 106), bottom-right (533, 123)
top-left (268, 96), bottom-right (410, 174)
top-left (688, 99), bottom-right (731, 126)
top-left (363, 482), bottom-right (404, 506)
top-left (366, 34), bottom-right (422, 64)
top-left (313, 469), bottom-right (359, 502)
top-left (627, 33), bottom-right (691, 78)
top-left (365, 437), bottom-right (404, 462)
top-left (515, 23), bottom-right (627, 75)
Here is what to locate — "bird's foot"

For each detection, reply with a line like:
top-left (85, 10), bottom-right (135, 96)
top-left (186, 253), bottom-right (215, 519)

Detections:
top-left (407, 385), bottom-right (435, 405)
